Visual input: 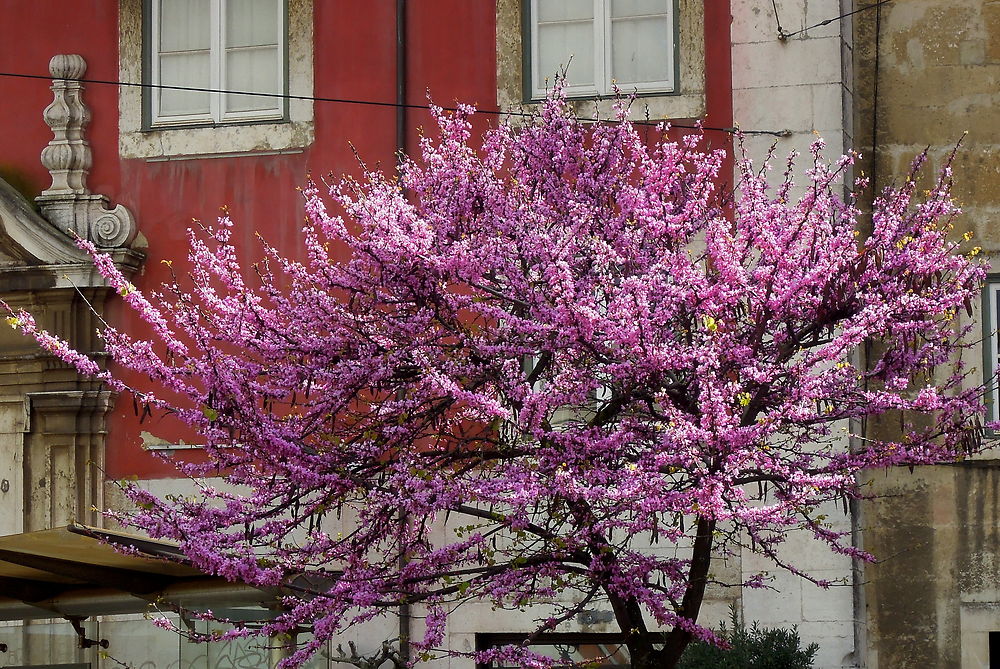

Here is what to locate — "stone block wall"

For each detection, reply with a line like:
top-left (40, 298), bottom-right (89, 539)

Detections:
top-left (852, 2), bottom-right (1000, 667)
top-left (731, 2), bottom-right (859, 668)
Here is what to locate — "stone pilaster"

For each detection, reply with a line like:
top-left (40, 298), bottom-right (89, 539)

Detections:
top-left (22, 391), bottom-right (115, 532)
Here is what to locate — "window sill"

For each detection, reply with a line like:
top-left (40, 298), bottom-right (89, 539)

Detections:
top-left (524, 90), bottom-right (704, 123)
top-left (120, 119), bottom-right (314, 161)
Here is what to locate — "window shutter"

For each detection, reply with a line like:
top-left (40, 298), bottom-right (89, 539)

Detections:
top-left (608, 0), bottom-right (673, 89)
top-left (532, 0), bottom-right (597, 95)
top-left (157, 0), bottom-right (212, 117)
top-left (223, 0), bottom-right (282, 115)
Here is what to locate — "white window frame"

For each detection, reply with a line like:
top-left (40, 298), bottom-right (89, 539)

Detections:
top-left (149, 0), bottom-right (286, 127)
top-left (528, 0), bottom-right (676, 100)
top-left (984, 278), bottom-right (1000, 424)
top-left (120, 0), bottom-right (314, 160)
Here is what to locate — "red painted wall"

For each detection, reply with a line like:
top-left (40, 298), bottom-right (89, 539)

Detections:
top-left (0, 1), bottom-right (731, 479)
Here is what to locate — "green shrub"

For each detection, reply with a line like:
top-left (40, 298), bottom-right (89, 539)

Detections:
top-left (677, 605), bottom-right (819, 669)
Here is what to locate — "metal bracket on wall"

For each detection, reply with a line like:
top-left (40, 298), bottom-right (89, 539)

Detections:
top-left (67, 616), bottom-right (109, 650)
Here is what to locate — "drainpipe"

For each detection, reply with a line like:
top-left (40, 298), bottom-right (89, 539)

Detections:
top-left (851, 7), bottom-right (883, 667)
top-left (395, 1), bottom-right (411, 665)
top-left (396, 0), bottom-right (408, 163)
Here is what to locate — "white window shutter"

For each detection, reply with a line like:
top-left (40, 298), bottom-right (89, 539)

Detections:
top-left (225, 0), bottom-right (279, 47)
top-left (224, 46), bottom-right (281, 113)
top-left (157, 0), bottom-right (212, 118)
top-left (608, 0), bottom-right (673, 90)
top-left (532, 0), bottom-right (597, 96)
top-left (223, 0), bottom-right (282, 115)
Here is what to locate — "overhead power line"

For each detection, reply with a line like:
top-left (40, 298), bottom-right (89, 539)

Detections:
top-left (0, 70), bottom-right (791, 138)
top-left (776, 0), bottom-right (893, 40)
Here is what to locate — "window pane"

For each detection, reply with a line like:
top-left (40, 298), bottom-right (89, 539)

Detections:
top-left (493, 642), bottom-right (630, 668)
top-left (226, 0), bottom-right (280, 48)
top-left (225, 46), bottom-right (281, 112)
top-left (610, 0), bottom-right (670, 18)
top-left (537, 21), bottom-right (595, 87)
top-left (159, 0), bottom-right (211, 52)
top-left (536, 0), bottom-right (594, 22)
top-left (159, 51), bottom-right (211, 115)
top-left (610, 15), bottom-right (671, 84)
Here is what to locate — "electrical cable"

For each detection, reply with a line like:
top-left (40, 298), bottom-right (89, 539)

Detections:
top-left (779, 0), bottom-right (893, 40)
top-left (870, 1), bottom-right (883, 195)
top-left (0, 70), bottom-right (791, 137)
top-left (770, 0), bottom-right (787, 39)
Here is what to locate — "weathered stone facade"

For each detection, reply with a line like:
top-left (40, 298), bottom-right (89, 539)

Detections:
top-left (851, 1), bottom-right (1000, 667)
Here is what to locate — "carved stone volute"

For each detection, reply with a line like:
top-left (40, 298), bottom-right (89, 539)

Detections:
top-left (35, 54), bottom-right (138, 249)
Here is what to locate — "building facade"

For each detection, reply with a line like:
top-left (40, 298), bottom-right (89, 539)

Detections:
top-left (1, 1), bottom-right (988, 668)
top-left (849, 1), bottom-right (1000, 668)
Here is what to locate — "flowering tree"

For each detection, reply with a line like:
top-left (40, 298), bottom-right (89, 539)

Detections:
top-left (7, 94), bottom-right (991, 669)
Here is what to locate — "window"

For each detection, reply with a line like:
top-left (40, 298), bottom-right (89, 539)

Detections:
top-left (528, 0), bottom-right (676, 99)
top-left (496, 0), bottom-right (703, 121)
top-left (477, 633), bottom-right (632, 668)
top-left (149, 0), bottom-right (285, 127)
top-left (984, 278), bottom-right (1000, 423)
top-left (119, 0), bottom-right (313, 159)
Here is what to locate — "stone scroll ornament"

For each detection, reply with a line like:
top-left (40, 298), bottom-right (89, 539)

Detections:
top-left (35, 54), bottom-right (137, 249)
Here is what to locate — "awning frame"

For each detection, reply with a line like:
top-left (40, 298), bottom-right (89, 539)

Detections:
top-left (0, 524), bottom-right (281, 625)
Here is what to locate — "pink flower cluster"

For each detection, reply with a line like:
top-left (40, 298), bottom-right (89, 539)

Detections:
top-left (6, 92), bottom-right (991, 667)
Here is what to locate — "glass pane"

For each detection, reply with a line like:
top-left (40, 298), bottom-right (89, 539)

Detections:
top-left (995, 286), bottom-right (1000, 336)
top-left (11, 619), bottom-right (88, 666)
top-left (995, 287), bottom-right (1000, 360)
top-left (159, 0), bottom-right (211, 52)
top-left (537, 21), bottom-right (595, 87)
top-left (611, 15), bottom-right (671, 84)
top-left (101, 617), bottom-right (186, 669)
top-left (995, 286), bottom-right (1000, 422)
top-left (610, 0), bottom-right (670, 18)
top-left (536, 0), bottom-right (594, 23)
top-left (180, 612), bottom-right (328, 669)
top-left (159, 51), bottom-right (211, 115)
top-left (225, 46), bottom-right (281, 112)
top-left (494, 642), bottom-right (630, 668)
top-left (226, 0), bottom-right (280, 48)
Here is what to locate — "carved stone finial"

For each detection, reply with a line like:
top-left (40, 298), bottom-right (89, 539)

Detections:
top-left (39, 55), bottom-right (91, 197)
top-left (49, 54), bottom-right (87, 80)
top-left (35, 54), bottom-right (138, 249)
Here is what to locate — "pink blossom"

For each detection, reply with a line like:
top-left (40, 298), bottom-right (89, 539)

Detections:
top-left (4, 91), bottom-right (992, 668)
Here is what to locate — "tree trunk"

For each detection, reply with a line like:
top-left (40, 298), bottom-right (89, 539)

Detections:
top-left (628, 516), bottom-right (717, 669)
